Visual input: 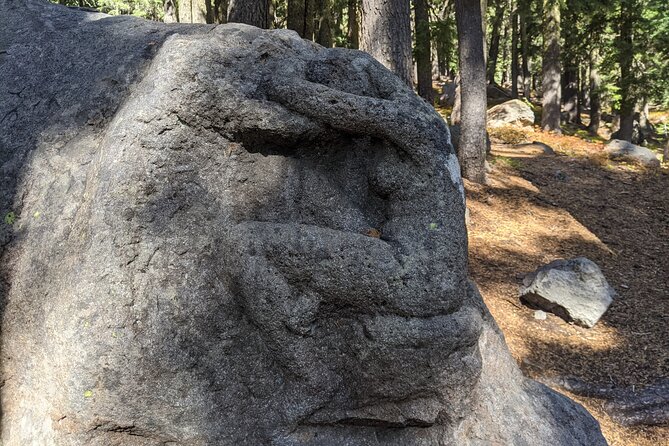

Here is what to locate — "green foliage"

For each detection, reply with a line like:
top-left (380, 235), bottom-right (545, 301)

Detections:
top-left (638, 0), bottom-right (669, 106)
top-left (272, 0), bottom-right (287, 29)
top-left (431, 0), bottom-right (458, 77)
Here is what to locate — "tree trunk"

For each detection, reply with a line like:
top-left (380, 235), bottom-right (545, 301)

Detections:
top-left (481, 0), bottom-right (488, 58)
top-left (541, 0), bottom-right (561, 133)
top-left (563, 65), bottom-right (579, 124)
top-left (347, 0), bottom-right (359, 48)
top-left (315, 0), bottom-right (334, 46)
top-left (511, 6), bottom-right (519, 97)
top-left (454, 0), bottom-right (488, 183)
top-left (164, 0), bottom-right (178, 22)
top-left (578, 63), bottom-right (588, 118)
top-left (360, 0), bottom-right (413, 87)
top-left (519, 2), bottom-right (531, 98)
top-left (588, 46), bottom-right (601, 135)
top-left (487, 0), bottom-right (504, 84)
top-left (452, 75), bottom-right (462, 125)
top-left (333, 0), bottom-right (345, 43)
top-left (638, 101), bottom-right (649, 130)
top-left (178, 0), bottom-right (210, 23)
top-left (501, 5), bottom-right (509, 85)
top-left (228, 0), bottom-right (270, 28)
top-left (288, 0), bottom-right (315, 39)
top-left (618, 0), bottom-right (637, 142)
top-left (213, 0), bottom-right (228, 23)
top-left (432, 36), bottom-right (440, 78)
top-left (638, 100), bottom-right (653, 143)
top-left (611, 114), bottom-right (621, 135)
top-left (413, 0), bottom-right (433, 102)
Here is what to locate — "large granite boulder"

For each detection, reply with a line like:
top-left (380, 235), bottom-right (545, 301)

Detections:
top-left (520, 258), bottom-right (615, 328)
top-left (487, 99), bottom-right (536, 128)
top-left (0, 1), bottom-right (606, 445)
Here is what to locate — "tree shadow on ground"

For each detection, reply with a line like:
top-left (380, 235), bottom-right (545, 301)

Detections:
top-left (466, 152), bottom-right (669, 440)
top-left (467, 152), bottom-right (668, 388)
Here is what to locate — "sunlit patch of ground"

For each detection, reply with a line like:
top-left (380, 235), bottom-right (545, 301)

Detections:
top-left (466, 130), bottom-right (669, 445)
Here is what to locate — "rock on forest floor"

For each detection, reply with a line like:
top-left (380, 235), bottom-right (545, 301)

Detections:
top-left (466, 128), bottom-right (669, 446)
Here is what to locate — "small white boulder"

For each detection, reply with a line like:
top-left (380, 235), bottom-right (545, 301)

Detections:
top-left (605, 139), bottom-right (660, 168)
top-left (520, 257), bottom-right (615, 328)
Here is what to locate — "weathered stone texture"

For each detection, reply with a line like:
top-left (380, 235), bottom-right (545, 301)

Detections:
top-left (0, 1), bottom-right (606, 445)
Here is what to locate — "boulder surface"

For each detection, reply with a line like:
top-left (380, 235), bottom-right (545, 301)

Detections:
top-left (487, 98), bottom-right (536, 128)
top-left (0, 1), bottom-right (606, 445)
top-left (520, 258), bottom-right (615, 328)
top-left (605, 139), bottom-right (660, 167)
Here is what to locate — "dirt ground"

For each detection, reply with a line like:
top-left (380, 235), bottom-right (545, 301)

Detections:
top-left (465, 129), bottom-right (669, 445)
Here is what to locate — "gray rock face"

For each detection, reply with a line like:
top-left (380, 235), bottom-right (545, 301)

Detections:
top-left (487, 99), bottom-right (536, 128)
top-left (0, 1), bottom-right (606, 445)
top-left (520, 258), bottom-right (615, 328)
top-left (605, 139), bottom-right (660, 167)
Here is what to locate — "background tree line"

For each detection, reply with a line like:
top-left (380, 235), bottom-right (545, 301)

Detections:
top-left (51, 0), bottom-right (669, 183)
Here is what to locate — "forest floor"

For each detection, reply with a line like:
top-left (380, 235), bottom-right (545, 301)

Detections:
top-left (464, 126), bottom-right (668, 445)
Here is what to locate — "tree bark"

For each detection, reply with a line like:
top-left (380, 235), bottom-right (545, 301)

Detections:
top-left (618, 0), bottom-right (637, 142)
top-left (481, 0), bottom-right (488, 58)
top-left (487, 0), bottom-right (504, 84)
top-left (178, 0), bottom-right (210, 23)
top-left (501, 4), bottom-right (510, 85)
top-left (228, 0), bottom-right (270, 27)
top-left (454, 0), bottom-right (488, 183)
top-left (413, 0), bottom-right (433, 102)
top-left (588, 46), bottom-right (601, 135)
top-left (213, 0), bottom-right (228, 23)
top-left (315, 0), bottom-right (334, 46)
top-left (541, 0), bottom-right (561, 133)
top-left (519, 1), bottom-right (530, 98)
top-left (333, 0), bottom-right (345, 43)
top-left (347, 0), bottom-right (360, 48)
top-left (511, 6), bottom-right (519, 98)
top-left (288, 0), bottom-right (316, 39)
top-left (638, 102), bottom-right (648, 130)
top-left (164, 0), bottom-right (178, 22)
top-left (578, 63), bottom-right (588, 117)
top-left (360, 0), bottom-right (413, 87)
top-left (563, 65), bottom-right (579, 124)
top-left (452, 75), bottom-right (462, 125)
